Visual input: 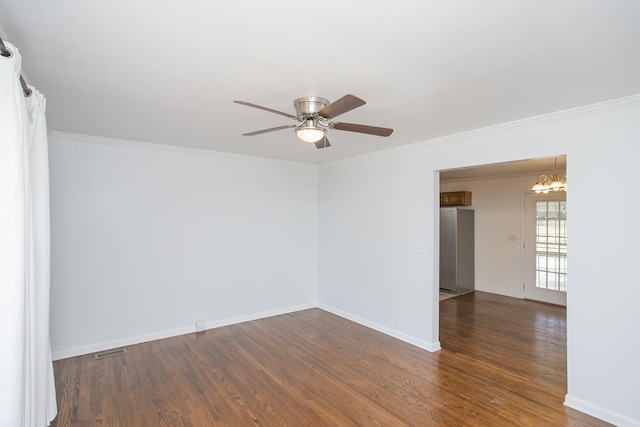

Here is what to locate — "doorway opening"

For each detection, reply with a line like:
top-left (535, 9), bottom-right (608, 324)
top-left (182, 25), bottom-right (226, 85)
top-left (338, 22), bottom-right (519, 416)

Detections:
top-left (436, 155), bottom-right (568, 396)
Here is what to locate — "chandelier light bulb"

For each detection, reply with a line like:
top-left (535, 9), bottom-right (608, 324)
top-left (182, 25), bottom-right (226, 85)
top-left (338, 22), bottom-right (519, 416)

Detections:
top-left (550, 180), bottom-right (564, 191)
top-left (532, 176), bottom-right (549, 194)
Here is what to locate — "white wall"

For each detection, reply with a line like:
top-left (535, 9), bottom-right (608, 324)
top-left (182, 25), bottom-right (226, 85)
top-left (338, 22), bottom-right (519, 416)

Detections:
top-left (440, 174), bottom-right (543, 298)
top-left (48, 134), bottom-right (318, 359)
top-left (318, 151), bottom-right (437, 350)
top-left (318, 97), bottom-right (640, 426)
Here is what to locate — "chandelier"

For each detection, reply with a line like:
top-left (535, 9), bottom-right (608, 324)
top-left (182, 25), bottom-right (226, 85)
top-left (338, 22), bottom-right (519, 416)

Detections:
top-left (531, 158), bottom-right (567, 193)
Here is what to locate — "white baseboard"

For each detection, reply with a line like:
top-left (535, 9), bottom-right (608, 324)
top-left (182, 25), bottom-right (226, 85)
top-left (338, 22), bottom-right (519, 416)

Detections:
top-left (53, 302), bottom-right (441, 360)
top-left (52, 302), bottom-right (317, 360)
top-left (565, 394), bottom-right (640, 427)
top-left (318, 303), bottom-right (441, 352)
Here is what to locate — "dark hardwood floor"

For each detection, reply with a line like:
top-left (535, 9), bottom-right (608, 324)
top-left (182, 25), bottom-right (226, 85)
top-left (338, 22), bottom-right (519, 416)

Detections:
top-left (51, 292), bottom-right (611, 426)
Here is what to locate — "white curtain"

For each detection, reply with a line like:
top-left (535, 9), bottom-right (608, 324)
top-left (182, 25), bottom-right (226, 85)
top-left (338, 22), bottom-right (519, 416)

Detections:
top-left (0, 41), bottom-right (57, 427)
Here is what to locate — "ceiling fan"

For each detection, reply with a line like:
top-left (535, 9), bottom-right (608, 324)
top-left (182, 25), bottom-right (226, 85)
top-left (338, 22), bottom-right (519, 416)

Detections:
top-left (233, 94), bottom-right (393, 149)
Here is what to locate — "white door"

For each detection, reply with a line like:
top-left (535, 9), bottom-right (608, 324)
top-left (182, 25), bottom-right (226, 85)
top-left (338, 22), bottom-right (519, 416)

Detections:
top-left (523, 192), bottom-right (567, 305)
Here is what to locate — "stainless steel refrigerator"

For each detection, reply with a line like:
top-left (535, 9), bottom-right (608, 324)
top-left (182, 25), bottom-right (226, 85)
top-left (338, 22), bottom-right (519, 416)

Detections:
top-left (440, 208), bottom-right (475, 293)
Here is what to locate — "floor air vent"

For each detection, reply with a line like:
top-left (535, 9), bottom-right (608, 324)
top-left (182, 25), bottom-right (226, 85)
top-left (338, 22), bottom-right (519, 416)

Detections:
top-left (95, 347), bottom-right (127, 360)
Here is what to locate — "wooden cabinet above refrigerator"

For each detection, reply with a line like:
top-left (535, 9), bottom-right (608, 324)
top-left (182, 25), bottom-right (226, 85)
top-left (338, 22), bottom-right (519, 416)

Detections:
top-left (440, 191), bottom-right (472, 207)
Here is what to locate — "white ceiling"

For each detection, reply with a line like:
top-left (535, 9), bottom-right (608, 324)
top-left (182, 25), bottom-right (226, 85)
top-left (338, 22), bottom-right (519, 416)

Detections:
top-left (1, 1), bottom-right (639, 165)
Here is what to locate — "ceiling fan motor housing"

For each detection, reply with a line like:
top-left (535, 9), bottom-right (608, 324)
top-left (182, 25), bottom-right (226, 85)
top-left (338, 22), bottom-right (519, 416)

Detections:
top-left (294, 96), bottom-right (329, 119)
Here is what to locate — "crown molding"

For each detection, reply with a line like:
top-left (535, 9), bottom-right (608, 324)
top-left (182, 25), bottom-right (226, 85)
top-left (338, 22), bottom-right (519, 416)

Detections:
top-left (47, 131), bottom-right (319, 169)
top-left (323, 93), bottom-right (640, 167)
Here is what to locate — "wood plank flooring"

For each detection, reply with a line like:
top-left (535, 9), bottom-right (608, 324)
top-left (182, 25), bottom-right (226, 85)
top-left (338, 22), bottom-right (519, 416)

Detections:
top-left (50, 292), bottom-right (611, 426)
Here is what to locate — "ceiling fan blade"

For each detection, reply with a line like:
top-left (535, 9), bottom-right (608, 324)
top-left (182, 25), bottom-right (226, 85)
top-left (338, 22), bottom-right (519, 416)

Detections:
top-left (234, 100), bottom-right (298, 120)
top-left (242, 124), bottom-right (297, 136)
top-left (332, 122), bottom-right (394, 137)
top-left (314, 136), bottom-right (331, 149)
top-left (317, 94), bottom-right (365, 119)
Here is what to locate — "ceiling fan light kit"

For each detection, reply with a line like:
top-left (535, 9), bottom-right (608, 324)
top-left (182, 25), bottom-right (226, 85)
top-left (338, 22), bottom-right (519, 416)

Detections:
top-left (295, 119), bottom-right (326, 143)
top-left (234, 94), bottom-right (393, 149)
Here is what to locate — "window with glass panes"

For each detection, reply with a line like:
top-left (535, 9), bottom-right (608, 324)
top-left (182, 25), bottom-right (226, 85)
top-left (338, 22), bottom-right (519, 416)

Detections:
top-left (535, 201), bottom-right (567, 291)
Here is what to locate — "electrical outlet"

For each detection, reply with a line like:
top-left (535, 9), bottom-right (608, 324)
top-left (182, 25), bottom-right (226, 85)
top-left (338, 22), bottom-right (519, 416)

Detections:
top-left (357, 292), bottom-right (363, 303)
top-left (195, 319), bottom-right (206, 332)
